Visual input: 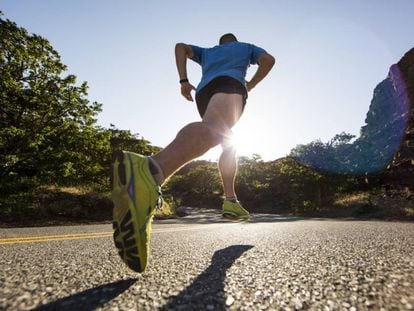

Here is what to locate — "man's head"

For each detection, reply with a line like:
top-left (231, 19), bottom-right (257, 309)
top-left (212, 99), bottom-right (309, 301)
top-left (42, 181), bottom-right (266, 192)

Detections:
top-left (219, 33), bottom-right (238, 45)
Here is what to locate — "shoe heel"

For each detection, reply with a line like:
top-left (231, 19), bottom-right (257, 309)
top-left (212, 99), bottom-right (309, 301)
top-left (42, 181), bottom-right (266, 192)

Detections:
top-left (116, 150), bottom-right (127, 186)
top-left (110, 151), bottom-right (126, 189)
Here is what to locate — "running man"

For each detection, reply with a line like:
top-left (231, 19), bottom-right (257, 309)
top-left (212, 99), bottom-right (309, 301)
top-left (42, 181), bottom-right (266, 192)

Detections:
top-left (111, 33), bottom-right (275, 272)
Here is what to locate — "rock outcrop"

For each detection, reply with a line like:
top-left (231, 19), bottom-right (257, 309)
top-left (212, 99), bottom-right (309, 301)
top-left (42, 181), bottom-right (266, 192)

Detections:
top-left (382, 48), bottom-right (414, 190)
top-left (356, 51), bottom-right (411, 174)
top-left (292, 47), bottom-right (414, 190)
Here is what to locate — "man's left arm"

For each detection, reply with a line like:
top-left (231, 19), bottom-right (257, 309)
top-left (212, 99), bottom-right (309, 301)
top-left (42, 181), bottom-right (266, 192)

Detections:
top-left (175, 43), bottom-right (196, 101)
top-left (246, 52), bottom-right (275, 92)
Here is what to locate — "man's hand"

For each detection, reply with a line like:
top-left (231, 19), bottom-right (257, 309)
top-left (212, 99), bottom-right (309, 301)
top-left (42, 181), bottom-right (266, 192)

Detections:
top-left (181, 82), bottom-right (196, 101)
top-left (247, 52), bottom-right (275, 92)
top-left (246, 81), bottom-right (254, 92)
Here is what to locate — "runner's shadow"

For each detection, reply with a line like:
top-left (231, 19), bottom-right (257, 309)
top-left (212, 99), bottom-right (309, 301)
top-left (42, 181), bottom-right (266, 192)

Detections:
top-left (35, 278), bottom-right (137, 311)
top-left (160, 245), bottom-right (254, 310)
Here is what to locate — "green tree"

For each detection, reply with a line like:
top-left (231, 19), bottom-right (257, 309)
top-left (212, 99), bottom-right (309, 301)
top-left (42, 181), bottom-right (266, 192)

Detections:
top-left (290, 132), bottom-right (360, 174)
top-left (0, 15), bottom-right (109, 191)
top-left (277, 157), bottom-right (325, 212)
top-left (166, 163), bottom-right (222, 207)
top-left (236, 155), bottom-right (274, 210)
top-left (108, 125), bottom-right (161, 156)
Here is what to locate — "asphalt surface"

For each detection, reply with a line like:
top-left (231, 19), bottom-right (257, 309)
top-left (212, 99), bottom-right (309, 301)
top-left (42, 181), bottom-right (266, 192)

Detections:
top-left (1, 209), bottom-right (414, 310)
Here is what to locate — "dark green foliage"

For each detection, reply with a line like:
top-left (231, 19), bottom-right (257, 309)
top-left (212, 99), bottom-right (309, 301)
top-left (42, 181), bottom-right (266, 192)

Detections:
top-left (165, 162), bottom-right (222, 208)
top-left (165, 155), bottom-right (359, 214)
top-left (290, 132), bottom-right (357, 174)
top-left (40, 189), bottom-right (113, 221)
top-left (235, 155), bottom-right (279, 211)
top-left (108, 124), bottom-right (161, 157)
top-left (275, 157), bottom-right (360, 213)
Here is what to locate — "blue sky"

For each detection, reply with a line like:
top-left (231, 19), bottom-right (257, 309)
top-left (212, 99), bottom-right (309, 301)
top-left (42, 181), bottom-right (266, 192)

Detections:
top-left (2, 0), bottom-right (414, 161)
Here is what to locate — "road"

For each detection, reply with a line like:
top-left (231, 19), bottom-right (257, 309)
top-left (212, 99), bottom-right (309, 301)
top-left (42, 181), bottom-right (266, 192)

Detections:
top-left (1, 209), bottom-right (414, 310)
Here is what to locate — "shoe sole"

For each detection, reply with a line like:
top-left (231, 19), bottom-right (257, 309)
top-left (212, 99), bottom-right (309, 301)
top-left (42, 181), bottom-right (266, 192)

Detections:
top-left (222, 212), bottom-right (250, 220)
top-left (110, 151), bottom-right (145, 272)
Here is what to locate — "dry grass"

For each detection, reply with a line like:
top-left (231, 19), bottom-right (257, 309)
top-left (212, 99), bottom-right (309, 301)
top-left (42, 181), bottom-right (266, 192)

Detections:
top-left (333, 190), bottom-right (414, 220)
top-left (403, 207), bottom-right (414, 217)
top-left (334, 192), bottom-right (370, 206)
top-left (42, 185), bottom-right (93, 195)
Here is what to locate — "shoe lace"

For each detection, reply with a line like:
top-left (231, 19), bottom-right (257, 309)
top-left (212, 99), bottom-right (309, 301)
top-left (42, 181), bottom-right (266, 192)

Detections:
top-left (155, 186), bottom-right (163, 210)
top-left (139, 186), bottom-right (163, 235)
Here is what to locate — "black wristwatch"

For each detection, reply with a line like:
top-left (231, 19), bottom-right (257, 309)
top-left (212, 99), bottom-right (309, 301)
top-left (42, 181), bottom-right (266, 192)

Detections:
top-left (179, 78), bottom-right (189, 84)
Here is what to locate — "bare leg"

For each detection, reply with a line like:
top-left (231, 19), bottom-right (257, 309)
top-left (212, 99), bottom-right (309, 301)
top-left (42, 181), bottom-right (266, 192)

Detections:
top-left (152, 93), bottom-right (244, 183)
top-left (218, 139), bottom-right (238, 199)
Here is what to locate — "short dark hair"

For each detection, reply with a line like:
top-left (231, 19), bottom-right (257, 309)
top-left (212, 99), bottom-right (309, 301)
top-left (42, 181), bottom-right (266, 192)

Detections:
top-left (219, 33), bottom-right (238, 45)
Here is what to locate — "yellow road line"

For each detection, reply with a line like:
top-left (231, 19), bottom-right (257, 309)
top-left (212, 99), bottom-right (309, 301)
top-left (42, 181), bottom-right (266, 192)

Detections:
top-left (1, 231), bottom-right (114, 241)
top-left (0, 223), bottom-right (234, 245)
top-left (0, 233), bottom-right (113, 245)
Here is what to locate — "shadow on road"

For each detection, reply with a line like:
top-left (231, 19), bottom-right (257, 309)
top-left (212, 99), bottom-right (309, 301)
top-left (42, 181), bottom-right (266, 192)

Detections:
top-left (158, 207), bottom-right (305, 225)
top-left (34, 278), bottom-right (137, 311)
top-left (160, 245), bottom-right (254, 310)
top-left (248, 214), bottom-right (306, 223)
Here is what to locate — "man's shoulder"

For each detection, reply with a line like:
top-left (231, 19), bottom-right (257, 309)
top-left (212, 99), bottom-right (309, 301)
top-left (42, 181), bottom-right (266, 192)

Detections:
top-left (195, 41), bottom-right (259, 50)
top-left (205, 41), bottom-right (254, 52)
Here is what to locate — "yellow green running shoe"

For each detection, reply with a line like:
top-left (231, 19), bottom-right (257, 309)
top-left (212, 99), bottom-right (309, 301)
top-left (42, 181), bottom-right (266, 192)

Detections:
top-left (110, 151), bottom-right (162, 272)
top-left (222, 200), bottom-right (250, 220)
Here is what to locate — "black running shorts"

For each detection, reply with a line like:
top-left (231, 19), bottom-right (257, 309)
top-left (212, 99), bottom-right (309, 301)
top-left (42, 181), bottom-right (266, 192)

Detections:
top-left (195, 76), bottom-right (248, 118)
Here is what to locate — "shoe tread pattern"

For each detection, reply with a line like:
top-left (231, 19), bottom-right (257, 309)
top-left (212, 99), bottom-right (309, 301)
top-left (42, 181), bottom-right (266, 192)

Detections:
top-left (112, 151), bottom-right (143, 272)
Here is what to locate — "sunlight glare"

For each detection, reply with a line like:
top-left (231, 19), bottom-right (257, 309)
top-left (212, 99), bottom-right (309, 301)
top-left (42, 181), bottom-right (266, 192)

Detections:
top-left (231, 116), bottom-right (270, 158)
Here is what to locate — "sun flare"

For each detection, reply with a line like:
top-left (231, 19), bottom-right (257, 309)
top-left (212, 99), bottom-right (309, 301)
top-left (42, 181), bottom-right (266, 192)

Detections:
top-left (200, 115), bottom-right (278, 162)
top-left (231, 117), bottom-right (269, 158)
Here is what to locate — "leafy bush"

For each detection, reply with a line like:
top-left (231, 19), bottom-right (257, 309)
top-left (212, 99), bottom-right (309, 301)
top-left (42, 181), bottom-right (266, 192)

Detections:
top-left (165, 162), bottom-right (223, 208)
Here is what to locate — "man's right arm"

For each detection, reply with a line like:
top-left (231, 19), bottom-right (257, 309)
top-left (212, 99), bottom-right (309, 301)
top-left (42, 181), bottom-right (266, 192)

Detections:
top-left (175, 43), bottom-right (196, 101)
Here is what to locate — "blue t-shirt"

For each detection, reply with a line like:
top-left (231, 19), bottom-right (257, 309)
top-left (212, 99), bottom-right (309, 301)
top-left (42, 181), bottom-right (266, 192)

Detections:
top-left (190, 41), bottom-right (266, 92)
